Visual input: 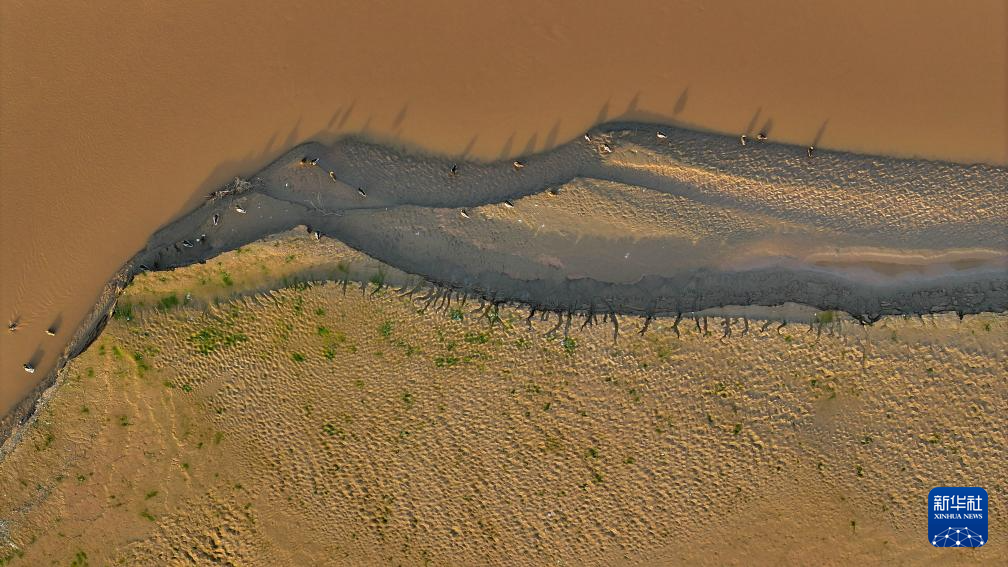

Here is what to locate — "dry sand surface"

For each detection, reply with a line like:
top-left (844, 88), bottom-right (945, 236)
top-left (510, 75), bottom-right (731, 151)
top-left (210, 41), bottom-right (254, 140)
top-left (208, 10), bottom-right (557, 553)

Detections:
top-left (1, 235), bottom-right (1004, 565)
top-left (3, 0), bottom-right (1007, 414)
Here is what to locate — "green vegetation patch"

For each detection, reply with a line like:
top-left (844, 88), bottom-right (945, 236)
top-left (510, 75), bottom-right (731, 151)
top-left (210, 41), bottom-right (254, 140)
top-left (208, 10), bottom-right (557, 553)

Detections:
top-left (464, 331), bottom-right (489, 344)
top-left (157, 293), bottom-right (180, 311)
top-left (562, 337), bottom-right (577, 355)
top-left (189, 326), bottom-right (248, 355)
top-left (112, 302), bottom-right (134, 321)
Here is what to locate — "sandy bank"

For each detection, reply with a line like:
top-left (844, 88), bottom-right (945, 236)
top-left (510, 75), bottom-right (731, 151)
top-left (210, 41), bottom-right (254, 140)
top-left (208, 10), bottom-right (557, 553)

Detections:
top-left (1, 235), bottom-right (1004, 564)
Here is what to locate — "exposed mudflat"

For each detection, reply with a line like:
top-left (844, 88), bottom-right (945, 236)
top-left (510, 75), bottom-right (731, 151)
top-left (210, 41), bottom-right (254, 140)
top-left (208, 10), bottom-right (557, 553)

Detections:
top-left (142, 123), bottom-right (1008, 321)
top-left (3, 123), bottom-right (1006, 443)
top-left (0, 234), bottom-right (1004, 565)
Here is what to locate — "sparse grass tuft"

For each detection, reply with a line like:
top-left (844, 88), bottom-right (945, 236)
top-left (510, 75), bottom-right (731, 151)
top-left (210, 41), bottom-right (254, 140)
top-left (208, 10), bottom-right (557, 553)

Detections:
top-left (189, 326), bottom-right (247, 355)
top-left (132, 352), bottom-right (150, 377)
top-left (562, 337), bottom-right (576, 355)
top-left (291, 352), bottom-right (306, 363)
top-left (434, 355), bottom-right (459, 368)
top-left (464, 331), bottom-right (489, 344)
top-left (69, 551), bottom-right (89, 567)
top-left (157, 293), bottom-right (180, 311)
top-left (379, 320), bottom-right (393, 338)
top-left (113, 302), bottom-right (134, 321)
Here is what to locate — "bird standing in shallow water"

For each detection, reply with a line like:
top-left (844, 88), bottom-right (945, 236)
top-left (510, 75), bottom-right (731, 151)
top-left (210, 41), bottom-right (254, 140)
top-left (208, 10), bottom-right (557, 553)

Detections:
top-left (807, 145), bottom-right (815, 158)
top-left (460, 209), bottom-right (470, 219)
top-left (739, 134), bottom-right (747, 147)
top-left (23, 363), bottom-right (35, 374)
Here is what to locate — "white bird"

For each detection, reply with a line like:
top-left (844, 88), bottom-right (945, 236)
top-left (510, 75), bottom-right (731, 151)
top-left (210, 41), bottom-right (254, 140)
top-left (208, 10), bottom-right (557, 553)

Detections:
top-left (46, 328), bottom-right (56, 336)
top-left (600, 144), bottom-right (612, 154)
top-left (357, 187), bottom-right (367, 197)
top-left (757, 132), bottom-right (767, 142)
top-left (329, 171), bottom-right (337, 182)
top-left (583, 133), bottom-right (591, 142)
top-left (513, 160), bottom-right (525, 170)
top-left (313, 231), bottom-right (321, 240)
top-left (503, 200), bottom-right (514, 208)
top-left (235, 205), bottom-right (246, 214)
top-left (807, 145), bottom-right (815, 158)
top-left (740, 134), bottom-right (747, 147)
top-left (23, 363), bottom-right (35, 374)
top-left (460, 209), bottom-right (470, 219)
top-left (182, 240), bottom-right (194, 248)
top-left (8, 321), bottom-right (18, 333)
top-left (656, 131), bottom-right (667, 139)
top-left (212, 213), bottom-right (219, 226)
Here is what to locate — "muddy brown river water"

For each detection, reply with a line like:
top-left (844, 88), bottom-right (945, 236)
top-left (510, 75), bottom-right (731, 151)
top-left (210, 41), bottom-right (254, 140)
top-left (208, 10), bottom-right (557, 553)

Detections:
top-left (1, 1), bottom-right (1006, 416)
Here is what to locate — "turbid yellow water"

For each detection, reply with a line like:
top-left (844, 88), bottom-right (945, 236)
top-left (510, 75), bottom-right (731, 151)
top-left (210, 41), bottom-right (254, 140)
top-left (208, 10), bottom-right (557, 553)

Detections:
top-left (2, 0), bottom-right (1006, 415)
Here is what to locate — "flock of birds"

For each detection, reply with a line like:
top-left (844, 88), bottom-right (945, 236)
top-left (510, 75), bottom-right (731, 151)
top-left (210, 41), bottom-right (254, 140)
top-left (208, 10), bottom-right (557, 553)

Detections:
top-left (10, 127), bottom-right (817, 376)
top-left (8, 320), bottom-right (56, 373)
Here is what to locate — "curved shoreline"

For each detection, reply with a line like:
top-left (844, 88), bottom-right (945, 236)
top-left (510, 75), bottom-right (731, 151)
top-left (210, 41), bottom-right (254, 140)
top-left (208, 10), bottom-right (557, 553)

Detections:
top-left (3, 121), bottom-right (1006, 449)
